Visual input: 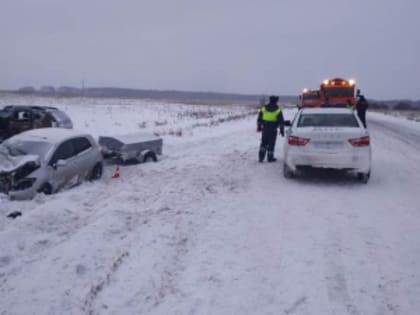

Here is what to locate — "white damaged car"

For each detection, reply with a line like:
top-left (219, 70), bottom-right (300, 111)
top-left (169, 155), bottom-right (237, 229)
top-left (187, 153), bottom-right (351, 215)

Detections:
top-left (0, 128), bottom-right (103, 200)
top-left (283, 108), bottom-right (372, 183)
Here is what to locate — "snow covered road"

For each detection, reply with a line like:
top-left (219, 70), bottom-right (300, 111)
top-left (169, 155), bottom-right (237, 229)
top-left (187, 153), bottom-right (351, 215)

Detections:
top-left (368, 112), bottom-right (420, 152)
top-left (1, 100), bottom-right (420, 314)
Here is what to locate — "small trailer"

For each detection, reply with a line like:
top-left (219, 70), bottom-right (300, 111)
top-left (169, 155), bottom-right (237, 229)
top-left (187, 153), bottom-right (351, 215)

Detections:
top-left (98, 133), bottom-right (163, 164)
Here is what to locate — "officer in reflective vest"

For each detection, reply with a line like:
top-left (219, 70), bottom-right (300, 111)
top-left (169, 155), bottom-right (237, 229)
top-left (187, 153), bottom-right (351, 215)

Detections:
top-left (257, 95), bottom-right (284, 162)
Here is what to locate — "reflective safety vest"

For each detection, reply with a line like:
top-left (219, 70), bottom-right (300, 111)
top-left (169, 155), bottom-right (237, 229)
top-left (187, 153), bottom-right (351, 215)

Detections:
top-left (261, 106), bottom-right (281, 122)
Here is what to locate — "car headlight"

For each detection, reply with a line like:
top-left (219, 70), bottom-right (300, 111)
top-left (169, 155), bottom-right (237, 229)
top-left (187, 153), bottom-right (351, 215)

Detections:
top-left (14, 162), bottom-right (40, 181)
top-left (13, 178), bottom-right (37, 191)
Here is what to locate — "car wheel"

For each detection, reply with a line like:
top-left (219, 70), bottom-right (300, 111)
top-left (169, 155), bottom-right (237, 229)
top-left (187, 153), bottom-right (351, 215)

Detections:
top-left (144, 152), bottom-right (157, 163)
top-left (283, 163), bottom-right (294, 179)
top-left (89, 163), bottom-right (103, 181)
top-left (38, 183), bottom-right (53, 195)
top-left (357, 171), bottom-right (370, 184)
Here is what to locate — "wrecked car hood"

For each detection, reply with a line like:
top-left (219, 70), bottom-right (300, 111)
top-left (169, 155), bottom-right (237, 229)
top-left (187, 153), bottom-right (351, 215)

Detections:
top-left (0, 153), bottom-right (40, 173)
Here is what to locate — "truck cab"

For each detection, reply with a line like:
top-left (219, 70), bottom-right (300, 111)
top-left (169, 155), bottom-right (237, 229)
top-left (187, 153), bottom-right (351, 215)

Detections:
top-left (320, 78), bottom-right (356, 108)
top-left (299, 89), bottom-right (322, 108)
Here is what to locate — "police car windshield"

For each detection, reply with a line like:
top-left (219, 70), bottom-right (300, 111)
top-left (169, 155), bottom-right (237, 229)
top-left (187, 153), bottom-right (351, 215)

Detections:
top-left (298, 113), bottom-right (359, 127)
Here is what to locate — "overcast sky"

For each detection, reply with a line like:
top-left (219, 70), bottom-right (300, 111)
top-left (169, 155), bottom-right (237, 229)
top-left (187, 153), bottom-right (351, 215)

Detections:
top-left (1, 0), bottom-right (419, 99)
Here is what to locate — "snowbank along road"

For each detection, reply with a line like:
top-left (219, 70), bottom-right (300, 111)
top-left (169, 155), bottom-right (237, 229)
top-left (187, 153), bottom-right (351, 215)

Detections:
top-left (1, 96), bottom-right (420, 315)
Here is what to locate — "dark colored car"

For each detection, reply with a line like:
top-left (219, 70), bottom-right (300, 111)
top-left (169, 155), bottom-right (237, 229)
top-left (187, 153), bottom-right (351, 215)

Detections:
top-left (0, 105), bottom-right (73, 143)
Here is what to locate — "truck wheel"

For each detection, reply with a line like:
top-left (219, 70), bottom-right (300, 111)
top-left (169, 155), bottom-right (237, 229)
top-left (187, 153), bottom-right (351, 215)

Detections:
top-left (38, 183), bottom-right (53, 195)
top-left (144, 152), bottom-right (157, 163)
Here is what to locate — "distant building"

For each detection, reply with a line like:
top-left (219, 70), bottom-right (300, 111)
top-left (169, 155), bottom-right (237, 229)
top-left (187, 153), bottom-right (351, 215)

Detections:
top-left (39, 86), bottom-right (56, 94)
top-left (57, 86), bottom-right (81, 95)
top-left (18, 86), bottom-right (36, 93)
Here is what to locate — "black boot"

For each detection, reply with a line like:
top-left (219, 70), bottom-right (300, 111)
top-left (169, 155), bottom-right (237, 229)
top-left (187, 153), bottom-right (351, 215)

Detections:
top-left (267, 153), bottom-right (277, 162)
top-left (259, 150), bottom-right (266, 162)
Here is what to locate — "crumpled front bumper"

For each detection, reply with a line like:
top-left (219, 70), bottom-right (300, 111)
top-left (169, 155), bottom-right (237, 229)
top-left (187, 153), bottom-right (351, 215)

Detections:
top-left (7, 186), bottom-right (39, 200)
top-left (0, 173), bottom-right (40, 200)
top-left (0, 173), bottom-right (12, 194)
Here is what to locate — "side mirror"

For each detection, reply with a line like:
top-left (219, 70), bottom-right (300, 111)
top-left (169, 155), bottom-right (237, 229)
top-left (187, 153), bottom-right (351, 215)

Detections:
top-left (283, 120), bottom-right (291, 127)
top-left (55, 159), bottom-right (67, 168)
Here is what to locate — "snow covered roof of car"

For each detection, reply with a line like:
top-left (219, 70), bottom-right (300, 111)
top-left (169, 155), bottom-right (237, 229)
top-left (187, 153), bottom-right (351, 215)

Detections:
top-left (7, 128), bottom-right (92, 144)
top-left (2, 105), bottom-right (59, 111)
top-left (300, 108), bottom-right (354, 114)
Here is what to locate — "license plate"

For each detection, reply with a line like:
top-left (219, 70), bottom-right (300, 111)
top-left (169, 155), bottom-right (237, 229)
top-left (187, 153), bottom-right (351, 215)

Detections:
top-left (313, 141), bottom-right (343, 149)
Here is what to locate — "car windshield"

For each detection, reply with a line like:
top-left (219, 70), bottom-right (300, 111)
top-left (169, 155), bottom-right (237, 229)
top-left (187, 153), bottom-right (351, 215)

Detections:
top-left (0, 144), bottom-right (11, 155)
top-left (0, 110), bottom-right (12, 118)
top-left (297, 113), bottom-right (359, 127)
top-left (3, 140), bottom-right (53, 158)
top-left (303, 94), bottom-right (320, 100)
top-left (49, 110), bottom-right (70, 122)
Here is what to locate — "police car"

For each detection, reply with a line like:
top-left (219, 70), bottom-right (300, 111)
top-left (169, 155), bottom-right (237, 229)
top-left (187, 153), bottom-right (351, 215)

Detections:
top-left (283, 107), bottom-right (371, 183)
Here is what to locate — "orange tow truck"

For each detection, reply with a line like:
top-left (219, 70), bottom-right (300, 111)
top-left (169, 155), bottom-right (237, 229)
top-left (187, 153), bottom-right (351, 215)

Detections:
top-left (319, 78), bottom-right (357, 108)
top-left (299, 89), bottom-right (322, 108)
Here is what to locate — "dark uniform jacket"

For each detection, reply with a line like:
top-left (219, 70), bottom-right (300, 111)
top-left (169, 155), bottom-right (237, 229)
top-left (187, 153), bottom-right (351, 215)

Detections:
top-left (356, 97), bottom-right (368, 114)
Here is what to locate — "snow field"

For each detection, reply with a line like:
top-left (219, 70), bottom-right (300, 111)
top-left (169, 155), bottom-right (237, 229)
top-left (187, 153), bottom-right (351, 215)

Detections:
top-left (1, 95), bottom-right (420, 314)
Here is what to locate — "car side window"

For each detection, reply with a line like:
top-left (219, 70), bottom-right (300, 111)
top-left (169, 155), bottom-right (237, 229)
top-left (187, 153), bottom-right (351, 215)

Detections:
top-left (15, 110), bottom-right (31, 121)
top-left (33, 110), bottom-right (42, 120)
top-left (73, 137), bottom-right (92, 155)
top-left (49, 140), bottom-right (75, 166)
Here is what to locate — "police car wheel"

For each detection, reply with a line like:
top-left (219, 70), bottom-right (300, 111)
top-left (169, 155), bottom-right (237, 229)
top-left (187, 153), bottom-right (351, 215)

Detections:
top-left (283, 163), bottom-right (294, 179)
top-left (144, 152), bottom-right (157, 163)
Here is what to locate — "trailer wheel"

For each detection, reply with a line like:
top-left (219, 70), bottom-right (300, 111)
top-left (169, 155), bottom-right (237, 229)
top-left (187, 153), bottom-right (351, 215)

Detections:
top-left (135, 151), bottom-right (144, 163)
top-left (357, 171), bottom-right (370, 184)
top-left (144, 152), bottom-right (157, 163)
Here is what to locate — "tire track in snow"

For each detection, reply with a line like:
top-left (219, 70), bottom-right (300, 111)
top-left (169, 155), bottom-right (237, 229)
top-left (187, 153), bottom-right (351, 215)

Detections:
top-left (83, 251), bottom-right (130, 315)
top-left (359, 228), bottom-right (402, 315)
top-left (324, 229), bottom-right (361, 315)
top-left (0, 179), bottom-right (128, 293)
top-left (0, 123), bottom-right (254, 288)
top-left (0, 126), bottom-right (254, 314)
top-left (86, 150), bottom-right (253, 314)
